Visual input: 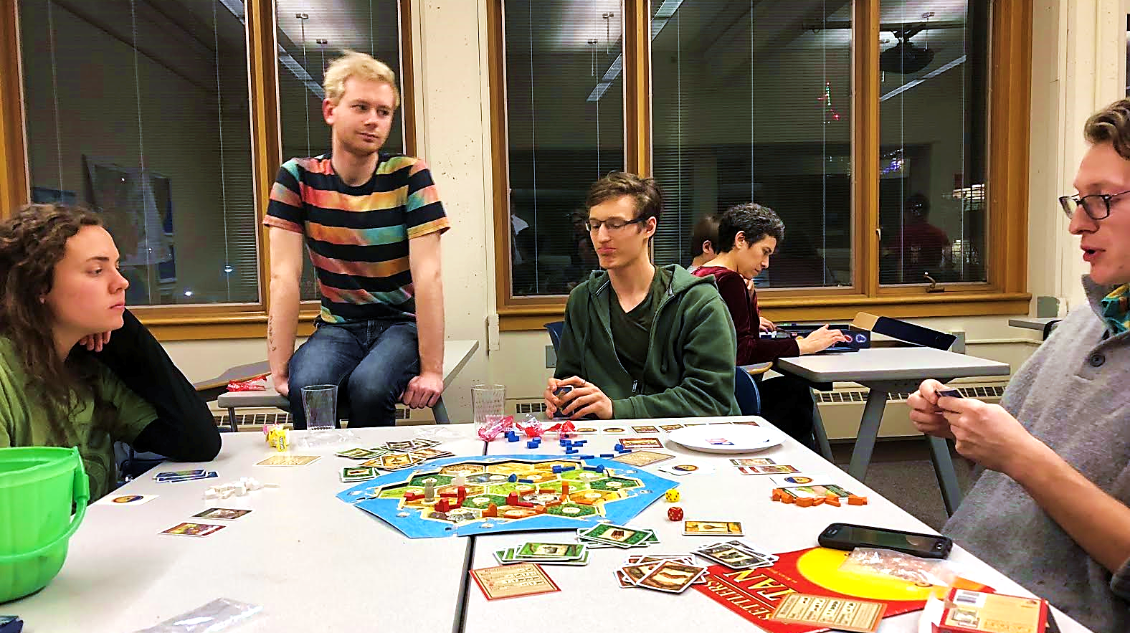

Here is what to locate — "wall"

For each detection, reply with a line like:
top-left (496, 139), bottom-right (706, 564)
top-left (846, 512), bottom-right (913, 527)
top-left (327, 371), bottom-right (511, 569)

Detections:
top-left (152, 0), bottom-right (1127, 427)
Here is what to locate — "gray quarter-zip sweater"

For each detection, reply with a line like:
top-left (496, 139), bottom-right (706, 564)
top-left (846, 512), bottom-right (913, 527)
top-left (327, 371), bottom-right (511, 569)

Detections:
top-left (945, 277), bottom-right (1130, 632)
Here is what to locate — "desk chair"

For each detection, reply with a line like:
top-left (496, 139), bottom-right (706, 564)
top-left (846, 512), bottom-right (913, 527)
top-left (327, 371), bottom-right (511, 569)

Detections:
top-left (734, 367), bottom-right (762, 415)
top-left (545, 321), bottom-right (564, 354)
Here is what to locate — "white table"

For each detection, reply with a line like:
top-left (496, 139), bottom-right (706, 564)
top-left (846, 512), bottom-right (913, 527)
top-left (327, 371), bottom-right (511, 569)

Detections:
top-left (774, 347), bottom-right (1010, 516)
top-left (10, 427), bottom-right (485, 633)
top-left (462, 419), bottom-right (1090, 633)
top-left (215, 339), bottom-right (479, 428)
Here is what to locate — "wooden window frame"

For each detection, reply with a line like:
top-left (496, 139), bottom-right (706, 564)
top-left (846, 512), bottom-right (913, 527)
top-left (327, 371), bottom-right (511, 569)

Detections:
top-left (490, 0), bottom-right (1032, 332)
top-left (0, 0), bottom-right (417, 341)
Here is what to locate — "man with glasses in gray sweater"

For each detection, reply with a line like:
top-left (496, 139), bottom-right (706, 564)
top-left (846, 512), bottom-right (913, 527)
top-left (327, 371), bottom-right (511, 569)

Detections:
top-left (909, 99), bottom-right (1130, 632)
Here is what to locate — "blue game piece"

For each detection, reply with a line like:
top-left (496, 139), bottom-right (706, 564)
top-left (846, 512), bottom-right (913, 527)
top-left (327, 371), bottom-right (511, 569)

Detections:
top-left (600, 453), bottom-right (614, 458)
top-left (519, 478), bottom-right (534, 484)
top-left (526, 441), bottom-right (537, 449)
top-left (614, 443), bottom-right (624, 452)
top-left (560, 466), bottom-right (575, 472)
top-left (583, 465), bottom-right (599, 472)
top-left (574, 440), bottom-right (587, 446)
top-left (552, 465), bottom-right (562, 473)
top-left (508, 473), bottom-right (517, 482)
top-left (579, 454), bottom-right (595, 459)
top-left (595, 465), bottom-right (605, 473)
top-left (507, 434), bottom-right (519, 442)
top-left (565, 448), bottom-right (578, 454)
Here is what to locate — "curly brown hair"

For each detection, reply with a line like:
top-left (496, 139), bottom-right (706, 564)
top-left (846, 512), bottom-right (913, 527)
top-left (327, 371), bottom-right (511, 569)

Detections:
top-left (1085, 99), bottom-right (1130, 159)
top-left (0, 204), bottom-right (115, 444)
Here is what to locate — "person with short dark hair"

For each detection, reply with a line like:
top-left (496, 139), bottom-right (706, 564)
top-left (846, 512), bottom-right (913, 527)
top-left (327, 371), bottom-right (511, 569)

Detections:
top-left (544, 172), bottom-right (738, 419)
top-left (687, 213), bottom-right (721, 273)
top-left (692, 202), bottom-right (848, 446)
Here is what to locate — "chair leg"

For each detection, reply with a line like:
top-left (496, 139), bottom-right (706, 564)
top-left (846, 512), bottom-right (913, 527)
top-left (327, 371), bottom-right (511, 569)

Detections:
top-left (227, 407), bottom-right (239, 433)
top-left (432, 397), bottom-right (451, 424)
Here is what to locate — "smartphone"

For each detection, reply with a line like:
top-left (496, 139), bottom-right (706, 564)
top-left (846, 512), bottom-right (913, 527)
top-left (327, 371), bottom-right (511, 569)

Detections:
top-left (551, 385), bottom-right (573, 419)
top-left (818, 522), bottom-right (953, 559)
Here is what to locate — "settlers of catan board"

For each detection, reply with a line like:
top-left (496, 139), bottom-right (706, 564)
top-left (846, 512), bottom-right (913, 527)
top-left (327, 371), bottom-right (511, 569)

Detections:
top-left (337, 455), bottom-right (677, 538)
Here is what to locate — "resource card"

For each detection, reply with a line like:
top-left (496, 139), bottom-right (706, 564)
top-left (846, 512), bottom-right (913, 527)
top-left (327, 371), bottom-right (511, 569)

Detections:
top-left (770, 593), bottom-right (886, 632)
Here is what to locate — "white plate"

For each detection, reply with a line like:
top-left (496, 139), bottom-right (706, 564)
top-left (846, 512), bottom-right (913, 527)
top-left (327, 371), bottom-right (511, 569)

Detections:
top-left (666, 423), bottom-right (781, 454)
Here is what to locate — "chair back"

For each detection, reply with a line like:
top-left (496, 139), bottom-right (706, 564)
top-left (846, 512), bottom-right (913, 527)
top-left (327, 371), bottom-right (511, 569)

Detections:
top-left (544, 321), bottom-right (565, 354)
top-left (733, 367), bottom-right (761, 416)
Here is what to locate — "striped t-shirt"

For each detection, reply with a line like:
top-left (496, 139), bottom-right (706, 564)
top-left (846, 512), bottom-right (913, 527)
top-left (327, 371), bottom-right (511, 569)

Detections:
top-left (264, 153), bottom-right (449, 323)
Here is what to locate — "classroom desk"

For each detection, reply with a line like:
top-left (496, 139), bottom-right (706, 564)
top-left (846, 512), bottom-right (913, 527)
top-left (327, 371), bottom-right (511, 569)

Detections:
top-left (214, 339), bottom-right (479, 428)
top-left (774, 347), bottom-right (1010, 516)
top-left (462, 419), bottom-right (1090, 633)
top-left (9, 427), bottom-right (485, 633)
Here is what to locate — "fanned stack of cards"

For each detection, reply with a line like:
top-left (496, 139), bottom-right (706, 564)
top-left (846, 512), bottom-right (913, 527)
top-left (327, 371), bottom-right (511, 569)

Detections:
top-left (693, 539), bottom-right (777, 570)
top-left (337, 438), bottom-right (453, 472)
top-left (577, 523), bottom-right (659, 549)
top-left (493, 541), bottom-right (590, 566)
top-left (614, 555), bottom-right (708, 594)
top-left (154, 469), bottom-right (218, 484)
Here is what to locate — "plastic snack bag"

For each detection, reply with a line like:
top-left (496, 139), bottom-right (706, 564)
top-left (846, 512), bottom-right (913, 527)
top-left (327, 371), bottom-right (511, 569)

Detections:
top-left (839, 547), bottom-right (960, 587)
top-left (132, 598), bottom-right (262, 632)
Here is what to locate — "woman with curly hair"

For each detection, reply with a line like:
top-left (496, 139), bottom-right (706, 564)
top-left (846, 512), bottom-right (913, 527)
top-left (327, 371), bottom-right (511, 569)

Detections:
top-left (0, 204), bottom-right (220, 499)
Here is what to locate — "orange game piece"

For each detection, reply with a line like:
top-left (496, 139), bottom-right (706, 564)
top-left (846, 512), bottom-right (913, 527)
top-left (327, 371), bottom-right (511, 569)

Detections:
top-left (847, 495), bottom-right (868, 506)
top-left (796, 497), bottom-right (814, 507)
top-left (825, 496), bottom-right (841, 507)
top-left (483, 503), bottom-right (498, 518)
top-left (781, 493), bottom-right (795, 504)
top-left (534, 505), bottom-right (546, 514)
top-left (771, 488), bottom-right (782, 501)
top-left (811, 497), bottom-right (824, 506)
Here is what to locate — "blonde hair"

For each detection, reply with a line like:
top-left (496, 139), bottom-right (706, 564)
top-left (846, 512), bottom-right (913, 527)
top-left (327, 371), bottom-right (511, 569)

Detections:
top-left (323, 51), bottom-right (401, 108)
top-left (1085, 99), bottom-right (1130, 159)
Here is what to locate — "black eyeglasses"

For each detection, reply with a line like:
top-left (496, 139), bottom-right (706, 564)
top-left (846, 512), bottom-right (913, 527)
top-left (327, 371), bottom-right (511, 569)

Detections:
top-left (1059, 189), bottom-right (1130, 221)
top-left (587, 217), bottom-right (646, 232)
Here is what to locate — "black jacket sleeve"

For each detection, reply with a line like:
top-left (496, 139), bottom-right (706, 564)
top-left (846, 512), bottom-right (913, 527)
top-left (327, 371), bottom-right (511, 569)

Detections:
top-left (76, 309), bottom-right (221, 462)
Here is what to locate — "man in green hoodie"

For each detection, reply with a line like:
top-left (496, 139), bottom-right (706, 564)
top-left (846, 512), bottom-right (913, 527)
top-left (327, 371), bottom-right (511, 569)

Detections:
top-left (543, 172), bottom-right (739, 420)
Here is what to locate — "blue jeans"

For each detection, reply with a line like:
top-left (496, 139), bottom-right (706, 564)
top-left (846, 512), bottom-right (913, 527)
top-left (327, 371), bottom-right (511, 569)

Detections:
top-left (287, 319), bottom-right (420, 429)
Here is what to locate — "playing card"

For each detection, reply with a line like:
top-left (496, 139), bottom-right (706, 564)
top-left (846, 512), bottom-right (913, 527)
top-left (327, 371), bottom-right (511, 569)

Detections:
top-left (620, 562), bottom-right (658, 585)
top-left (602, 427), bottom-right (627, 434)
top-left (470, 563), bottom-right (560, 600)
top-left (684, 520), bottom-right (744, 536)
top-left (335, 448), bottom-right (374, 459)
top-left (614, 570), bottom-right (636, 588)
top-left (737, 464), bottom-right (799, 475)
top-left (631, 425), bottom-right (660, 434)
top-left (778, 483), bottom-right (854, 500)
top-left (154, 469), bottom-right (205, 480)
top-left (376, 453), bottom-right (420, 471)
top-left (618, 437), bottom-right (664, 450)
top-left (514, 542), bottom-right (584, 561)
top-left (410, 448), bottom-right (455, 461)
top-left (579, 523), bottom-right (653, 547)
top-left (658, 424), bottom-right (684, 431)
top-left (412, 438), bottom-right (441, 448)
top-left (768, 474), bottom-right (818, 486)
top-left (610, 450), bottom-right (674, 467)
top-left (95, 493), bottom-right (158, 506)
top-left (658, 463), bottom-right (714, 477)
top-left (154, 471), bottom-right (218, 483)
top-left (159, 522), bottom-right (225, 537)
top-left (771, 593), bottom-right (886, 632)
top-left (255, 455), bottom-right (320, 466)
top-left (193, 508), bottom-right (252, 521)
top-left (385, 440), bottom-right (415, 451)
top-left (636, 561), bottom-right (707, 593)
top-left (341, 466), bottom-right (379, 482)
top-left (729, 458), bottom-right (775, 466)
top-left (695, 540), bottom-right (775, 569)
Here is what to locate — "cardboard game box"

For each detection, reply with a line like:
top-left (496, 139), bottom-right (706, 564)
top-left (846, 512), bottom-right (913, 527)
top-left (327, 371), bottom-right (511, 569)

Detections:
top-left (933, 589), bottom-right (1048, 633)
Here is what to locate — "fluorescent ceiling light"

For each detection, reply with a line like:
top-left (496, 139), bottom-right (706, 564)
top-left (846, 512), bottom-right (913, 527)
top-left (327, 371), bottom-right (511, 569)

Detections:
top-left (880, 54), bottom-right (966, 102)
top-left (219, 0), bottom-right (324, 99)
top-left (654, 0), bottom-right (683, 19)
top-left (593, 3), bottom-right (681, 100)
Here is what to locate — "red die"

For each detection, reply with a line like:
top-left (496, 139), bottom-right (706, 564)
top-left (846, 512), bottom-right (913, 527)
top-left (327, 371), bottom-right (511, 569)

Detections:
top-left (667, 506), bottom-right (684, 521)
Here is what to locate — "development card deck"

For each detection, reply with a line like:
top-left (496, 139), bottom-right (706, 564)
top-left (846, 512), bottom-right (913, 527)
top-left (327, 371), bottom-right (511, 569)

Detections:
top-left (192, 508), bottom-right (251, 521)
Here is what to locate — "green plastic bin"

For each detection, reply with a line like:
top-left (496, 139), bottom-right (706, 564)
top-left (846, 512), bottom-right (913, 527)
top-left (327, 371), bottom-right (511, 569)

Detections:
top-left (0, 446), bottom-right (88, 603)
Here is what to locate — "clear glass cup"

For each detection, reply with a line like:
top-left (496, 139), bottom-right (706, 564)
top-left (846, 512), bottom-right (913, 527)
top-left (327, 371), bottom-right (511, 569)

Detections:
top-left (301, 384), bottom-right (338, 433)
top-left (471, 383), bottom-right (506, 425)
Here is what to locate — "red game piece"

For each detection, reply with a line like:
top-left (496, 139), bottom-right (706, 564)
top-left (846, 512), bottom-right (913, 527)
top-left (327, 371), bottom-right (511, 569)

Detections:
top-left (435, 499), bottom-right (449, 513)
top-left (506, 492), bottom-right (519, 505)
top-left (667, 506), bottom-right (684, 521)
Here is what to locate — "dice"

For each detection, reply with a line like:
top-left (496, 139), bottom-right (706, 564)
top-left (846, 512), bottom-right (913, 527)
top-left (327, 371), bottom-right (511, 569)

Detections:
top-left (667, 506), bottom-right (684, 521)
top-left (665, 489), bottom-right (681, 503)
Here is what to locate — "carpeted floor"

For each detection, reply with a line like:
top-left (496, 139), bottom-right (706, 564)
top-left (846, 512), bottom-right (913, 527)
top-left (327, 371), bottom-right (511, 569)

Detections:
top-left (830, 439), bottom-right (977, 531)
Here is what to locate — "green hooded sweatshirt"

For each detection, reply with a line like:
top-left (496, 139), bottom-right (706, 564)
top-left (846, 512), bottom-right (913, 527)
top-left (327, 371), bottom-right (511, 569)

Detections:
top-left (555, 264), bottom-right (739, 419)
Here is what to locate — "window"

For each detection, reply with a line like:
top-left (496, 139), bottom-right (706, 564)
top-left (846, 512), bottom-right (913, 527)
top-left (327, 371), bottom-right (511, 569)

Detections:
top-left (498, 0), bottom-right (626, 298)
top-left (275, 0), bottom-right (409, 301)
top-left (651, 0), bottom-right (852, 288)
top-left (878, 0), bottom-right (988, 286)
top-left (19, 0), bottom-right (258, 305)
top-left (491, 0), bottom-right (1030, 326)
